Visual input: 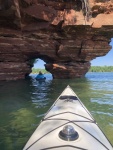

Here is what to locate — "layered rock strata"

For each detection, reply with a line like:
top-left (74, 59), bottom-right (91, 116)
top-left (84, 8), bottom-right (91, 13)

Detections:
top-left (0, 0), bottom-right (113, 80)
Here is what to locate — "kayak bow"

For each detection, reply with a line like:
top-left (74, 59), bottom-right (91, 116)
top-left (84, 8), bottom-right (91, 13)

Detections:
top-left (23, 85), bottom-right (113, 150)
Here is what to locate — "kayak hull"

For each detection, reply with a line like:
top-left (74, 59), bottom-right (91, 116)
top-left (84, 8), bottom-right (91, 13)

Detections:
top-left (36, 77), bottom-right (46, 81)
top-left (23, 86), bottom-right (113, 150)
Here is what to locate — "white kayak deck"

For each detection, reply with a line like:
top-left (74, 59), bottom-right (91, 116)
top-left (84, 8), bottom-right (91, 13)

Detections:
top-left (23, 86), bottom-right (113, 150)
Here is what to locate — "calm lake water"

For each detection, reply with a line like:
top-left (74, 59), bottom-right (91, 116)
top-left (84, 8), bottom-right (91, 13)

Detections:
top-left (0, 72), bottom-right (113, 150)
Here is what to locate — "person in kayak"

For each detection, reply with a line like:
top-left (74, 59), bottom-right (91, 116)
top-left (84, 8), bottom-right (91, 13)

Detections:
top-left (35, 71), bottom-right (46, 80)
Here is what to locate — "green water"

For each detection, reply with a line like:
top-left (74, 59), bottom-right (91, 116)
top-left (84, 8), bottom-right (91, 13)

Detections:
top-left (0, 72), bottom-right (113, 150)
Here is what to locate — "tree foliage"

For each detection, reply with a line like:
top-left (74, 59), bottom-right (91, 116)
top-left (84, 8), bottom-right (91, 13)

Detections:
top-left (32, 68), bottom-right (48, 74)
top-left (89, 66), bottom-right (113, 72)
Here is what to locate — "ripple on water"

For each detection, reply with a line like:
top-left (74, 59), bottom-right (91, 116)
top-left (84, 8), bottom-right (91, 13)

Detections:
top-left (91, 98), bottom-right (113, 106)
top-left (92, 111), bottom-right (113, 117)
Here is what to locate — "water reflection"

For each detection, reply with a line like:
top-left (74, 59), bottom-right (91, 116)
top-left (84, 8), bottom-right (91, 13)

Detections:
top-left (0, 73), bottom-right (113, 150)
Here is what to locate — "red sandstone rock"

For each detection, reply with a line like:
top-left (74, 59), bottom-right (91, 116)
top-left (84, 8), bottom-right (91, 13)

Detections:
top-left (0, 0), bottom-right (113, 80)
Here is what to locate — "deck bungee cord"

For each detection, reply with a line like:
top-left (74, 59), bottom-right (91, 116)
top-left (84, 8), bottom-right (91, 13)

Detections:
top-left (43, 111), bottom-right (96, 122)
top-left (39, 145), bottom-right (88, 150)
top-left (25, 112), bottom-right (111, 150)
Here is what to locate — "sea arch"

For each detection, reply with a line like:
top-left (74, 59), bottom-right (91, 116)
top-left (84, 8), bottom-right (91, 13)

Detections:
top-left (0, 0), bottom-right (113, 80)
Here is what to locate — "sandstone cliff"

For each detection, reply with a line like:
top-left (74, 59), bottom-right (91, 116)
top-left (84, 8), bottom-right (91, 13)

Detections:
top-left (0, 0), bottom-right (113, 80)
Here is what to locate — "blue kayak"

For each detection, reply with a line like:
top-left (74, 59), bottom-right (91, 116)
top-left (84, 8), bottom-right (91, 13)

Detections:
top-left (36, 77), bottom-right (46, 81)
top-left (35, 74), bottom-right (46, 81)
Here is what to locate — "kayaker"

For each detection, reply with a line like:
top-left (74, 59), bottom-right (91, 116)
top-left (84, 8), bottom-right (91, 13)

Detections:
top-left (35, 71), bottom-right (45, 80)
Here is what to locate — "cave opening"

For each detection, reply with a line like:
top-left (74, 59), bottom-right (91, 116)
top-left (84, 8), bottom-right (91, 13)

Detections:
top-left (29, 58), bottom-right (52, 80)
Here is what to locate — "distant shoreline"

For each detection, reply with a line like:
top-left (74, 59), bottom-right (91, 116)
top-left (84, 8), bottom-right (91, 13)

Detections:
top-left (89, 66), bottom-right (113, 72)
top-left (32, 66), bottom-right (113, 74)
top-left (32, 68), bottom-right (49, 74)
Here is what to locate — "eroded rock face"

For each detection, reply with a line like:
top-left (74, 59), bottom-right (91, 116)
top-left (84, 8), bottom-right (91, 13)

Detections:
top-left (0, 0), bottom-right (113, 80)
